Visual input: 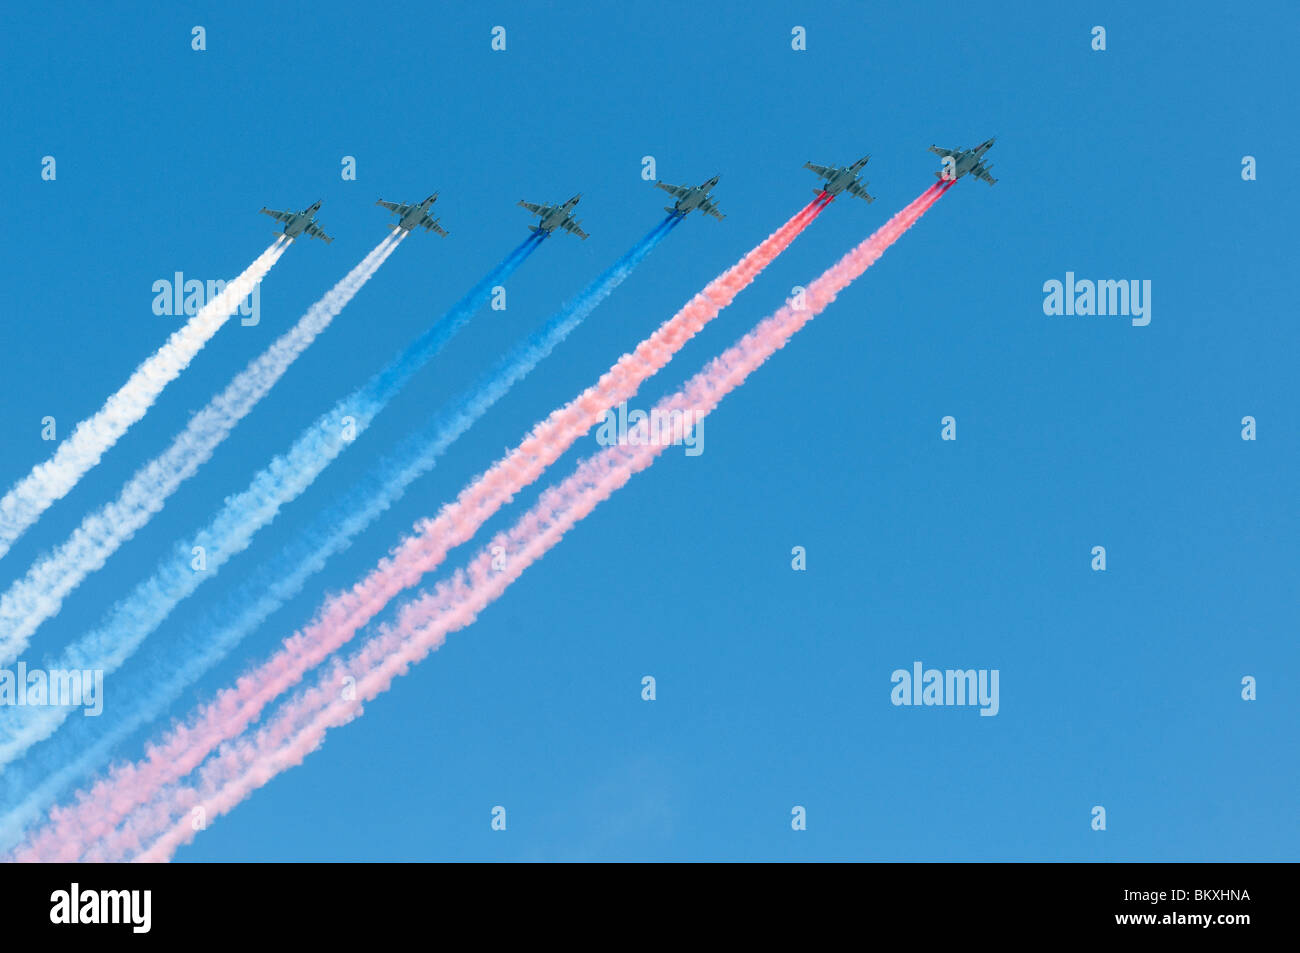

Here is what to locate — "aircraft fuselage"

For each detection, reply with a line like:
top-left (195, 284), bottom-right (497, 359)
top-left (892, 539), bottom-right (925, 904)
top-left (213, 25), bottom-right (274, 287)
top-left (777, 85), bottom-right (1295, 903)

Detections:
top-left (674, 188), bottom-right (708, 212)
top-left (823, 170), bottom-right (855, 194)
top-left (675, 177), bottom-right (720, 213)
top-left (281, 202), bottom-right (322, 238)
top-left (822, 159), bottom-right (868, 195)
top-left (397, 195), bottom-right (437, 230)
top-left (950, 139), bottom-right (996, 178)
top-left (539, 201), bottom-right (578, 233)
top-left (282, 213), bottom-right (309, 237)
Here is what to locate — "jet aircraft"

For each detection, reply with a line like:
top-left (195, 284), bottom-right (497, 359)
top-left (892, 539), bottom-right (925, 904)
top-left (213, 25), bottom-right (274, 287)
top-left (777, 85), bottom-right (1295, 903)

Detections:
top-left (518, 194), bottom-right (588, 239)
top-left (376, 193), bottom-right (449, 236)
top-left (259, 200), bottom-right (333, 243)
top-left (928, 137), bottom-right (997, 184)
top-left (804, 156), bottom-right (875, 203)
top-left (655, 175), bottom-right (725, 220)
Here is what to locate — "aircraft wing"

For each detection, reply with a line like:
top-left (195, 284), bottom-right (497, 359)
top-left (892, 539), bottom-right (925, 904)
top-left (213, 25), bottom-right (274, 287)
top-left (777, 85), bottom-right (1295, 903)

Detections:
top-left (518, 200), bottom-right (550, 216)
top-left (655, 182), bottom-right (690, 198)
top-left (804, 162), bottom-right (836, 180)
top-left (562, 219), bottom-right (589, 240)
top-left (421, 216), bottom-right (449, 237)
top-left (846, 180), bottom-right (876, 203)
top-left (699, 198), bottom-right (726, 221)
top-left (260, 207), bottom-right (293, 223)
top-left (971, 163), bottom-right (997, 185)
top-left (928, 145), bottom-right (958, 158)
top-left (376, 199), bottom-right (409, 214)
top-left (304, 221), bottom-right (333, 244)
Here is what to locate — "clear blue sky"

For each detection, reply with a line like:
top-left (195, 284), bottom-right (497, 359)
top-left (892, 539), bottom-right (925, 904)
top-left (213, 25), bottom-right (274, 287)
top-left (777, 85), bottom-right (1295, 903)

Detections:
top-left (0, 0), bottom-right (1295, 860)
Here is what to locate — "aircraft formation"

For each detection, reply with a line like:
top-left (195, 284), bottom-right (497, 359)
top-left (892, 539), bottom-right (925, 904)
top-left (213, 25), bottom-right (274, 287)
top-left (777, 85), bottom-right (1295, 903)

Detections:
top-left (0, 131), bottom-right (998, 864)
top-left (258, 139), bottom-right (997, 245)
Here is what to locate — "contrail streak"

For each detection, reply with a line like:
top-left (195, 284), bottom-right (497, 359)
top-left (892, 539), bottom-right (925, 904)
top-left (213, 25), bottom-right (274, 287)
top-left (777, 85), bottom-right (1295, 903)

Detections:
top-left (0, 235), bottom-right (404, 664)
top-left (0, 235), bottom-right (542, 773)
top-left (0, 240), bottom-right (288, 560)
top-left (5, 198), bottom-right (829, 859)
top-left (0, 216), bottom-right (676, 847)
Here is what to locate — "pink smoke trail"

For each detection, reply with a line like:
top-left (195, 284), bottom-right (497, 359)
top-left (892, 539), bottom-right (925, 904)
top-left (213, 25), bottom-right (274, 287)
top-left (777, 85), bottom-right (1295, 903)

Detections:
top-left (108, 182), bottom-right (951, 863)
top-left (12, 196), bottom-right (831, 862)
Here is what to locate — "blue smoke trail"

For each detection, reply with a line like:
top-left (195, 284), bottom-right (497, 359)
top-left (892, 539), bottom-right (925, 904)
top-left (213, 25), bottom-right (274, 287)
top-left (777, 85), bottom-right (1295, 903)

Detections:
top-left (0, 217), bottom-right (681, 845)
top-left (0, 234), bottom-right (544, 777)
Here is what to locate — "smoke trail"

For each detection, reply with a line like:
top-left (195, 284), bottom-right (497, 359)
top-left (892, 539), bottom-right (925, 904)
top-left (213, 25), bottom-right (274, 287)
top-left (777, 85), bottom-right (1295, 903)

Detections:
top-left (0, 240), bottom-right (289, 560)
top-left (0, 216), bottom-right (677, 847)
top-left (18, 186), bottom-right (947, 862)
top-left (0, 234), bottom-right (542, 772)
top-left (0, 235), bottom-right (405, 664)
top-left (2, 199), bottom-right (826, 857)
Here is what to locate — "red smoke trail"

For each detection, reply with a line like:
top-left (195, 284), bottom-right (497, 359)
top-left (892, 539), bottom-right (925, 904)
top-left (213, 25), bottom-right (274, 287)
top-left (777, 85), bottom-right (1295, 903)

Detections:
top-left (13, 196), bottom-right (832, 862)
top-left (106, 182), bottom-right (950, 863)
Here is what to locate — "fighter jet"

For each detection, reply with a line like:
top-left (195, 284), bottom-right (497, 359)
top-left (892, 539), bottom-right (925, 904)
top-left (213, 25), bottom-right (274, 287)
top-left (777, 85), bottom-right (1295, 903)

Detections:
top-left (518, 194), bottom-right (588, 240)
top-left (259, 200), bottom-right (333, 243)
top-left (656, 175), bottom-right (725, 220)
top-left (804, 156), bottom-right (875, 203)
top-left (928, 137), bottom-right (997, 185)
top-left (376, 193), bottom-right (448, 236)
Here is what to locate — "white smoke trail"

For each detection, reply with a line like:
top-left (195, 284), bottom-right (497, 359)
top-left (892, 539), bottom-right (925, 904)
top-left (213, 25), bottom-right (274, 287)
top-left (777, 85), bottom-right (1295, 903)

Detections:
top-left (0, 234), bottom-right (541, 770)
top-left (0, 235), bottom-right (403, 664)
top-left (0, 239), bottom-right (289, 560)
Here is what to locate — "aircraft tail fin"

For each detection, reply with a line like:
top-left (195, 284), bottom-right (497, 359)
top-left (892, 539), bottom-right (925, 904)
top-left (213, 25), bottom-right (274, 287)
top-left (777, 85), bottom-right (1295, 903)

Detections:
top-left (386, 224), bottom-right (398, 231)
